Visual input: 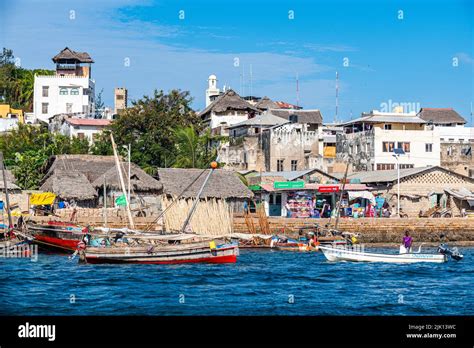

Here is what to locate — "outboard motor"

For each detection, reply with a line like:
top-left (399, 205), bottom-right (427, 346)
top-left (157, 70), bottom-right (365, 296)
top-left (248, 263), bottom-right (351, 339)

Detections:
top-left (438, 243), bottom-right (464, 261)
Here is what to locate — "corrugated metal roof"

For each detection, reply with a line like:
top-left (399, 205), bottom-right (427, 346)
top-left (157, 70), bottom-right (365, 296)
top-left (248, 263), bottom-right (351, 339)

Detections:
top-left (335, 166), bottom-right (474, 184)
top-left (228, 113), bottom-right (288, 129)
top-left (342, 114), bottom-right (426, 126)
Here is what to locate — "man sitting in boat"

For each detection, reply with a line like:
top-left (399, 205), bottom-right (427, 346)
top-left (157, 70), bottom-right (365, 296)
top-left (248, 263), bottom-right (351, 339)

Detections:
top-left (401, 231), bottom-right (413, 253)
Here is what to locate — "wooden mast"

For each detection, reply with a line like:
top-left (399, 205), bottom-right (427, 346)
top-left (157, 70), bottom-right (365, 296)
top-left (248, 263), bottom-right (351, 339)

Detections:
top-left (180, 161), bottom-right (218, 233)
top-left (0, 152), bottom-right (13, 231)
top-left (334, 161), bottom-right (350, 230)
top-left (110, 134), bottom-right (135, 229)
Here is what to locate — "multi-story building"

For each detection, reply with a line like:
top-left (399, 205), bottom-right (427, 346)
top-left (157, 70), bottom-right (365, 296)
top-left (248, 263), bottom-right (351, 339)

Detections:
top-left (114, 87), bottom-right (128, 114)
top-left (33, 47), bottom-right (95, 123)
top-left (199, 89), bottom-right (260, 136)
top-left (337, 110), bottom-right (440, 171)
top-left (221, 109), bottom-right (324, 172)
top-left (418, 107), bottom-right (474, 177)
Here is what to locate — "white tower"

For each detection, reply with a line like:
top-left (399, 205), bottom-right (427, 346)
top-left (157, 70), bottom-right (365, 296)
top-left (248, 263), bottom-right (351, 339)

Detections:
top-left (205, 74), bottom-right (220, 107)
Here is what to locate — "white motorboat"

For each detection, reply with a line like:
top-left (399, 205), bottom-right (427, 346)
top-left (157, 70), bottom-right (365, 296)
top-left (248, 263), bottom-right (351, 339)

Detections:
top-left (319, 245), bottom-right (448, 264)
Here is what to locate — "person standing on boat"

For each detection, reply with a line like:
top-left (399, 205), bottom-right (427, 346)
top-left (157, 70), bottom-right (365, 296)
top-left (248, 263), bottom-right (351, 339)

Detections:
top-left (402, 231), bottom-right (413, 253)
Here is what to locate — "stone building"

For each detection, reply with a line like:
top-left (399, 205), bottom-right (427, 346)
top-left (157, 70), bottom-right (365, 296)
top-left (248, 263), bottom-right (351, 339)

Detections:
top-left (114, 87), bottom-right (128, 114)
top-left (344, 166), bottom-right (474, 217)
top-left (221, 108), bottom-right (326, 172)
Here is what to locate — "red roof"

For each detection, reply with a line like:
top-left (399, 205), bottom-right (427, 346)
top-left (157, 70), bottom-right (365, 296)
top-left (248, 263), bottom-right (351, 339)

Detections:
top-left (66, 118), bottom-right (111, 126)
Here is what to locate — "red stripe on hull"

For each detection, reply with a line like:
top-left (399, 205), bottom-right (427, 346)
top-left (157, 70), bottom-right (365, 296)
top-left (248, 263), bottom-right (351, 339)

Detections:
top-left (34, 235), bottom-right (79, 251)
top-left (84, 254), bottom-right (237, 265)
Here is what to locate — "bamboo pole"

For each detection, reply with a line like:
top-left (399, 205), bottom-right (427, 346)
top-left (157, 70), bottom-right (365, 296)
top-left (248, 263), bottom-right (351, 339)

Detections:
top-left (0, 152), bottom-right (13, 230)
top-left (110, 134), bottom-right (135, 229)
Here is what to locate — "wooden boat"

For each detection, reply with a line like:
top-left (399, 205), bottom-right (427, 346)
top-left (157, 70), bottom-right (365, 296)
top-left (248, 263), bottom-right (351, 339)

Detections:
top-left (270, 235), bottom-right (347, 252)
top-left (319, 245), bottom-right (447, 263)
top-left (26, 220), bottom-right (89, 252)
top-left (79, 240), bottom-right (239, 264)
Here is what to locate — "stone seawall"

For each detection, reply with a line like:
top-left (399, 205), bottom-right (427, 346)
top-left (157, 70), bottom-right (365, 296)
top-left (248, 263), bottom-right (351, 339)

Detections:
top-left (233, 216), bottom-right (474, 243)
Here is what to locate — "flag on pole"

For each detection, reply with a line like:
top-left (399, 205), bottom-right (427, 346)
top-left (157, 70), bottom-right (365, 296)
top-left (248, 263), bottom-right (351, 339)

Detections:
top-left (115, 194), bottom-right (127, 207)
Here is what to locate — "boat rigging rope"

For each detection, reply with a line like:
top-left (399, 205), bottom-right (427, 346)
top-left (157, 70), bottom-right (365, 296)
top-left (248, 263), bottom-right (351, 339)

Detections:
top-left (142, 168), bottom-right (208, 233)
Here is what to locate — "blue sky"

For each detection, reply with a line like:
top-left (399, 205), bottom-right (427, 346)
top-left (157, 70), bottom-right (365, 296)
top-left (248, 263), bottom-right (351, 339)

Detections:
top-left (1, 0), bottom-right (473, 124)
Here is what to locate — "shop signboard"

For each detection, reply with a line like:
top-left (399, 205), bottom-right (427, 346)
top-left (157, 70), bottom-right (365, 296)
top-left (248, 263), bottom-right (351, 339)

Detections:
top-left (318, 185), bottom-right (339, 193)
top-left (273, 181), bottom-right (305, 189)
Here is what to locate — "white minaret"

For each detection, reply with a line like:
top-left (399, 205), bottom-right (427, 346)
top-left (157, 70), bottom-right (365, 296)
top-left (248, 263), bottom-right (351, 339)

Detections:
top-left (205, 74), bottom-right (220, 107)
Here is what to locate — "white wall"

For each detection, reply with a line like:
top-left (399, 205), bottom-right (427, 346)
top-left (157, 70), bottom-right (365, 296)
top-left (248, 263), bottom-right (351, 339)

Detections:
top-left (210, 111), bottom-right (248, 132)
top-left (0, 118), bottom-right (19, 132)
top-left (33, 75), bottom-right (95, 122)
top-left (373, 128), bottom-right (440, 168)
top-left (438, 125), bottom-right (474, 143)
top-left (66, 124), bottom-right (106, 143)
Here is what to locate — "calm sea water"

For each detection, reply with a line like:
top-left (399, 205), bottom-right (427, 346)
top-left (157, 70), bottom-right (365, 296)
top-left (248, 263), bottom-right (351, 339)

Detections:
top-left (1, 247), bottom-right (473, 316)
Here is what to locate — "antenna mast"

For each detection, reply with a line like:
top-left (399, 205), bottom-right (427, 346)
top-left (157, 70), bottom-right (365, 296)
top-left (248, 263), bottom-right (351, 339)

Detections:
top-left (296, 72), bottom-right (299, 108)
top-left (335, 71), bottom-right (339, 123)
top-left (250, 64), bottom-right (253, 99)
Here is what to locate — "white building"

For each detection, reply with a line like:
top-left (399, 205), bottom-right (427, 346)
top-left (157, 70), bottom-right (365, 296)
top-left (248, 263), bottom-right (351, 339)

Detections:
top-left (61, 118), bottom-right (111, 143)
top-left (418, 108), bottom-right (474, 143)
top-left (33, 47), bottom-right (95, 123)
top-left (337, 110), bottom-right (441, 171)
top-left (198, 89), bottom-right (260, 135)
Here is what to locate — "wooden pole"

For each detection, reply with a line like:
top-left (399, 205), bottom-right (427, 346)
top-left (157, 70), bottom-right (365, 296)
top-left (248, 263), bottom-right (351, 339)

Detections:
top-left (334, 161), bottom-right (350, 230)
top-left (0, 152), bottom-right (13, 230)
top-left (181, 168), bottom-right (214, 233)
top-left (103, 175), bottom-right (107, 228)
top-left (110, 134), bottom-right (135, 229)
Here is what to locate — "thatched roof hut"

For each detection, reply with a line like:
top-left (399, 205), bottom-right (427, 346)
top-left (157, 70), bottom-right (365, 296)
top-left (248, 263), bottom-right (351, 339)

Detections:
top-left (52, 47), bottom-right (94, 63)
top-left (255, 96), bottom-right (279, 111)
top-left (92, 164), bottom-right (162, 193)
top-left (42, 154), bottom-right (117, 184)
top-left (39, 170), bottom-right (97, 201)
top-left (157, 168), bottom-right (253, 200)
top-left (0, 169), bottom-right (21, 191)
top-left (198, 89), bottom-right (260, 119)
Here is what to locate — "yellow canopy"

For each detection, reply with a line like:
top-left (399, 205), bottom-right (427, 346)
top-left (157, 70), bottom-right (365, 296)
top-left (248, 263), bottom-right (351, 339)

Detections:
top-left (30, 192), bottom-right (56, 206)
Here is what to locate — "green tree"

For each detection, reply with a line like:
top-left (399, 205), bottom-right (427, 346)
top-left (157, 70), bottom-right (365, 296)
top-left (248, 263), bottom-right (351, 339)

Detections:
top-left (12, 150), bottom-right (48, 190)
top-left (0, 48), bottom-right (54, 110)
top-left (172, 125), bottom-right (225, 168)
top-left (106, 89), bottom-right (201, 169)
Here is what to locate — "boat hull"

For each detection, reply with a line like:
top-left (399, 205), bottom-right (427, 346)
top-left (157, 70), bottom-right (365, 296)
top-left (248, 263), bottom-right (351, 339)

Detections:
top-left (81, 242), bottom-right (239, 264)
top-left (27, 221), bottom-right (85, 252)
top-left (319, 246), bottom-right (447, 263)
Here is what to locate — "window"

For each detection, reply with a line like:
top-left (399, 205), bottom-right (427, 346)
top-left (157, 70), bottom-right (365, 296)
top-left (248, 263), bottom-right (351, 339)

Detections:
top-left (42, 86), bottom-right (49, 97)
top-left (59, 88), bottom-right (68, 95)
top-left (289, 114), bottom-right (298, 123)
top-left (399, 164), bottom-right (414, 169)
top-left (83, 88), bottom-right (90, 95)
top-left (66, 103), bottom-right (73, 113)
top-left (397, 142), bottom-right (410, 153)
top-left (116, 95), bottom-right (124, 100)
top-left (291, 160), bottom-right (298, 171)
top-left (70, 88), bottom-right (79, 95)
top-left (376, 163), bottom-right (395, 170)
top-left (77, 133), bottom-right (85, 140)
top-left (384, 124), bottom-right (392, 130)
top-left (41, 103), bottom-right (48, 114)
top-left (277, 159), bottom-right (284, 172)
top-left (382, 142), bottom-right (395, 152)
top-left (425, 143), bottom-right (433, 152)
